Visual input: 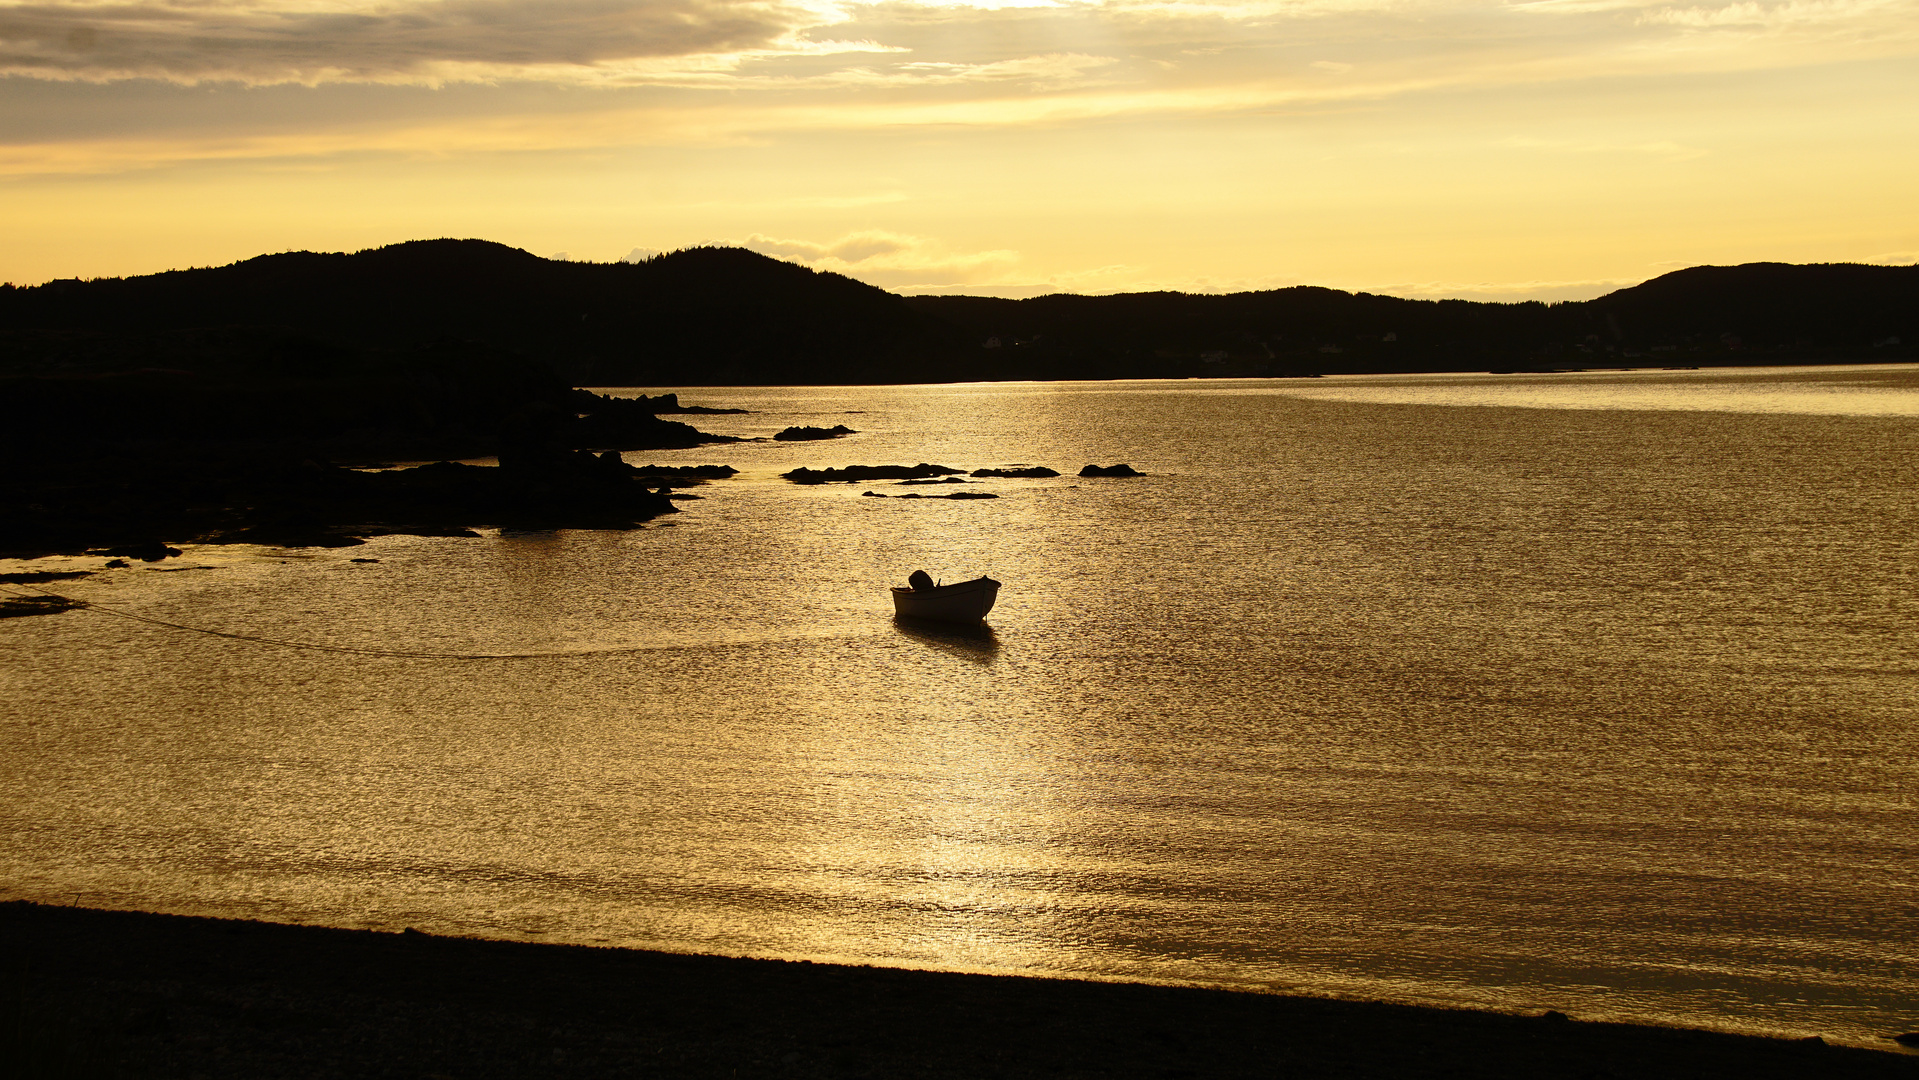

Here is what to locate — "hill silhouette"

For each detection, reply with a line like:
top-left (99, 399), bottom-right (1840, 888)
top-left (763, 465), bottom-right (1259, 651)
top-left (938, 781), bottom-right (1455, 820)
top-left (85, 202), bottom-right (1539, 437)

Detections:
top-left (3, 242), bottom-right (1912, 557)
top-left (3, 243), bottom-right (1912, 386)
top-left (906, 264), bottom-right (1917, 378)
top-left (4, 243), bottom-right (1915, 389)
top-left (3, 242), bottom-right (889, 556)
top-left (1576, 263), bottom-right (1917, 356)
top-left (1, 239), bottom-right (971, 386)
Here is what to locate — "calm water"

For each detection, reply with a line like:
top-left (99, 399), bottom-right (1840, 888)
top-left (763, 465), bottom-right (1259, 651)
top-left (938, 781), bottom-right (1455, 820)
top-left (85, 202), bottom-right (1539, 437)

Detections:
top-left (4, 365), bottom-right (1917, 1048)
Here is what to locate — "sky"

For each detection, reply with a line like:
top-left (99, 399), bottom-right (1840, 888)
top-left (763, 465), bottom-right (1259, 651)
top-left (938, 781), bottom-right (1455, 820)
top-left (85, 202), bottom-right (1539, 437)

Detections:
top-left (1, 0), bottom-right (1915, 298)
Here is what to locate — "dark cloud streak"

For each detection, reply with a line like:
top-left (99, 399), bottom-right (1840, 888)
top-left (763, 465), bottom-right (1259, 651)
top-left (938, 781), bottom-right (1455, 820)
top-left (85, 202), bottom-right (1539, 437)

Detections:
top-left (0, 0), bottom-right (805, 83)
top-left (0, 73), bottom-right (698, 143)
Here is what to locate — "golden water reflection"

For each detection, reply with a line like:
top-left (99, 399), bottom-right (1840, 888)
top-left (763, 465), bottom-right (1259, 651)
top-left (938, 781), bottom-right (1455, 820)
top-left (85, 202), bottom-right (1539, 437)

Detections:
top-left (3, 369), bottom-right (1916, 1046)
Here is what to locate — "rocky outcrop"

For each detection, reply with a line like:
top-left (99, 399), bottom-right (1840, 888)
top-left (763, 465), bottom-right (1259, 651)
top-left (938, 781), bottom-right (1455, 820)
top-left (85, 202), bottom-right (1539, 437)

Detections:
top-left (1079, 464), bottom-right (1142, 477)
top-left (566, 392), bottom-right (742, 451)
top-left (1, 450), bottom-right (704, 558)
top-left (861, 491), bottom-right (999, 500)
top-left (614, 392), bottom-right (747, 415)
top-left (784, 463), bottom-right (964, 484)
top-left (627, 464), bottom-right (738, 489)
top-left (629, 464), bottom-right (738, 478)
top-left (92, 541), bottom-right (183, 562)
top-left (774, 425), bottom-right (857, 441)
top-left (971, 466), bottom-right (1059, 478)
top-left (0, 347), bottom-right (744, 558)
top-left (346, 453), bottom-right (684, 533)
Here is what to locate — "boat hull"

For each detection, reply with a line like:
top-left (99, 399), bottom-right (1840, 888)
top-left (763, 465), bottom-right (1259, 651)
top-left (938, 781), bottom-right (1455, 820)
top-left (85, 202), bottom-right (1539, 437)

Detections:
top-left (891, 576), bottom-right (1000, 624)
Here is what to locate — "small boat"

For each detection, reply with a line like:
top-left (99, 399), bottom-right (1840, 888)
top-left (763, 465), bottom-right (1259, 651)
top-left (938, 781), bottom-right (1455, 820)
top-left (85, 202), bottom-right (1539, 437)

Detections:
top-left (891, 575), bottom-right (1001, 624)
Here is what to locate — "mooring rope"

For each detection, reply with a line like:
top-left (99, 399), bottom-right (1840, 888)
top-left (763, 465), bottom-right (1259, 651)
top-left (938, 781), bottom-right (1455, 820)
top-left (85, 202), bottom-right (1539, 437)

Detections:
top-left (0, 583), bottom-right (651, 661)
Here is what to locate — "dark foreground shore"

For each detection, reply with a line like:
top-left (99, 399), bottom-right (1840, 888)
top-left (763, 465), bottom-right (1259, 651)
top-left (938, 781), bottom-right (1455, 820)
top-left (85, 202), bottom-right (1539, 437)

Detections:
top-left (5, 902), bottom-right (1913, 1079)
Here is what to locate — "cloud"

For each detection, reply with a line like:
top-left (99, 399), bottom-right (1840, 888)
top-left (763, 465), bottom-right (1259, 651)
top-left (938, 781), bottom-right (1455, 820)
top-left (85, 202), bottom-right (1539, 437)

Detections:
top-left (0, 0), bottom-right (835, 85)
top-left (4, 0), bottom-right (1900, 93)
top-left (891, 51), bottom-right (1117, 86)
top-left (1498, 135), bottom-right (1708, 161)
top-left (1635, 0), bottom-right (1906, 27)
top-left (735, 229), bottom-right (1021, 286)
top-left (763, 50), bottom-right (1119, 91)
top-left (740, 230), bottom-right (908, 260)
top-left (1362, 278), bottom-right (1640, 302)
top-left (5, 0), bottom-right (1912, 99)
top-left (781, 191), bottom-right (910, 207)
top-left (2, 0), bottom-right (1915, 173)
top-left (0, 99), bottom-right (778, 175)
top-left (878, 0), bottom-right (1064, 9)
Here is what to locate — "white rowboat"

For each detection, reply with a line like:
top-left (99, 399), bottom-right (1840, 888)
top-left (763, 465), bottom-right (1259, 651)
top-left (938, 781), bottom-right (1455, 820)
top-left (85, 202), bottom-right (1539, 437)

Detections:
top-left (891, 576), bottom-right (1001, 624)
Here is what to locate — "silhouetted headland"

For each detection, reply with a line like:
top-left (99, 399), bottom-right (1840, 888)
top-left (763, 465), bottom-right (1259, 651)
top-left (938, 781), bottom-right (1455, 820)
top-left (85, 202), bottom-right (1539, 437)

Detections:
top-left (0, 332), bottom-right (743, 557)
top-left (6, 902), bottom-right (1915, 1079)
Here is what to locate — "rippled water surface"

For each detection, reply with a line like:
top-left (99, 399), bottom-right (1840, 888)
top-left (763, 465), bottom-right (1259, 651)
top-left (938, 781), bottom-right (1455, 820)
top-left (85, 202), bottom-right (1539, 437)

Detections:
top-left (4, 365), bottom-right (1917, 1047)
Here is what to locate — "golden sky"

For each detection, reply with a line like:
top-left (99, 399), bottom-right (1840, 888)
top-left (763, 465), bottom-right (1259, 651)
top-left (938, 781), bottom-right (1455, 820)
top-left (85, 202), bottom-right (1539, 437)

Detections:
top-left (2, 0), bottom-right (1915, 297)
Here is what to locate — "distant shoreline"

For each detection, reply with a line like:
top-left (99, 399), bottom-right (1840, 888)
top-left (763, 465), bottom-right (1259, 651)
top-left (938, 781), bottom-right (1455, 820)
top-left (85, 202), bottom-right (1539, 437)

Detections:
top-left (5, 243), bottom-right (1913, 388)
top-left (5, 901), bottom-right (1914, 1078)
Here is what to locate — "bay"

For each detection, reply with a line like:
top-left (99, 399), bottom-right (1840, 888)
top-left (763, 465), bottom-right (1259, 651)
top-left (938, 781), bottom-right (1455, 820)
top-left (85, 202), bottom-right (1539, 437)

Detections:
top-left (3, 364), bottom-right (1916, 1048)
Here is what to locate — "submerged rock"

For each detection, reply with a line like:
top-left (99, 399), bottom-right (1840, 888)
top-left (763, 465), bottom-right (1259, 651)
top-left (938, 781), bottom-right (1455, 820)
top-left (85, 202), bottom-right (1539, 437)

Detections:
top-left (0, 571), bottom-right (93, 585)
top-left (0, 595), bottom-right (85, 618)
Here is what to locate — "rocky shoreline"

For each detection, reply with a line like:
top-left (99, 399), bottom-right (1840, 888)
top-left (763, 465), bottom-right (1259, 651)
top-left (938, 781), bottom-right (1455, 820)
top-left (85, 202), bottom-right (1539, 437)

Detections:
top-left (0, 365), bottom-right (746, 559)
top-left (0, 451), bottom-right (737, 558)
top-left (5, 902), bottom-right (1915, 1080)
